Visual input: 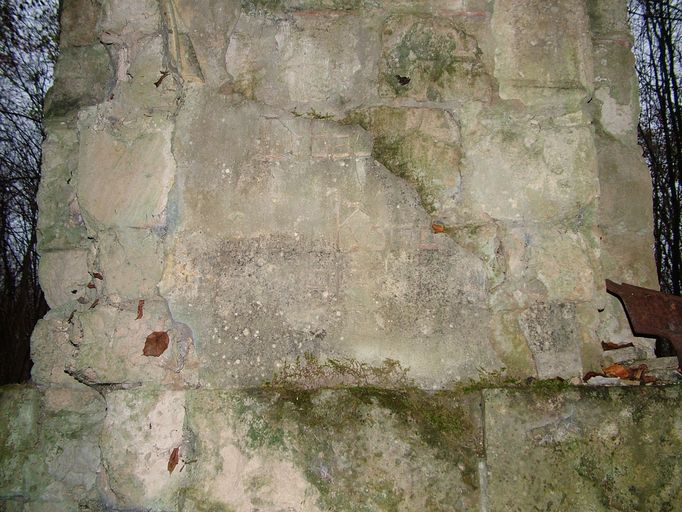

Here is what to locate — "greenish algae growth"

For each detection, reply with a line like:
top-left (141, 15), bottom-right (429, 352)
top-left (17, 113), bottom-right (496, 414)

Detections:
top-left (463, 371), bottom-right (574, 397)
top-left (581, 390), bottom-right (682, 510)
top-left (350, 387), bottom-right (474, 453)
top-left (241, 0), bottom-right (375, 13)
top-left (240, 0), bottom-right (283, 14)
top-left (179, 488), bottom-right (236, 512)
top-left (372, 135), bottom-right (438, 213)
top-left (314, 0), bottom-right (372, 9)
top-left (0, 386), bottom-right (39, 497)
top-left (231, 71), bottom-right (262, 100)
top-left (37, 223), bottom-right (87, 252)
top-left (291, 108), bottom-right (335, 120)
top-left (342, 106), bottom-right (459, 214)
top-left (391, 23), bottom-right (457, 91)
top-left (241, 382), bottom-right (482, 511)
top-left (234, 398), bottom-right (287, 451)
top-left (484, 386), bottom-right (682, 511)
top-left (385, 21), bottom-right (467, 98)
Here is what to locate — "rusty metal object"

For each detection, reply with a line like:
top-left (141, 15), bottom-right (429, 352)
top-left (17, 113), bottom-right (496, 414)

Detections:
top-left (606, 279), bottom-right (682, 371)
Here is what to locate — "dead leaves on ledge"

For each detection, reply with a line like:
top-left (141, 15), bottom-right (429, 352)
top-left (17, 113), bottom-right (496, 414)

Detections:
top-left (584, 362), bottom-right (657, 385)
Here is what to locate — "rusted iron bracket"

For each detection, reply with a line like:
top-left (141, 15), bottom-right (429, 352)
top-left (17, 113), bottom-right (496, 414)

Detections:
top-left (606, 279), bottom-right (682, 371)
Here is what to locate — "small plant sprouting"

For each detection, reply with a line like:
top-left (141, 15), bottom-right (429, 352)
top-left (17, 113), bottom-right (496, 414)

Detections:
top-left (265, 352), bottom-right (412, 389)
top-left (290, 108), bottom-right (335, 120)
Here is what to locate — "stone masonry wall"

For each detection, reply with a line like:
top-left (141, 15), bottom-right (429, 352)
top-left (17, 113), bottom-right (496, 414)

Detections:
top-left (4, 0), bottom-right (667, 509)
top-left (35, 0), bottom-right (656, 390)
top-left (2, 384), bottom-right (682, 510)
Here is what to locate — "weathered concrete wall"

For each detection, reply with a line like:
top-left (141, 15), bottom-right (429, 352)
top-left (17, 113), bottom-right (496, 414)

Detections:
top-left (35, 0), bottom-right (656, 390)
top-left (15, 0), bottom-right (667, 509)
top-left (2, 384), bottom-right (681, 510)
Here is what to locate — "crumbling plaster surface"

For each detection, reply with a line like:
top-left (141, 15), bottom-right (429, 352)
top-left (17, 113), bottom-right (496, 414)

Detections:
top-left (35, 0), bottom-right (656, 391)
top-left (14, 0), bottom-right (665, 508)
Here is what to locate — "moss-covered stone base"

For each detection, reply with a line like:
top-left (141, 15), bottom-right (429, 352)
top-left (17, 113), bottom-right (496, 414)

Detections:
top-left (1, 384), bottom-right (681, 511)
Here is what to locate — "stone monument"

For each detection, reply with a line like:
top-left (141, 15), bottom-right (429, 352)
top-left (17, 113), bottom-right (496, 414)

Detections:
top-left (1, 1), bottom-right (675, 510)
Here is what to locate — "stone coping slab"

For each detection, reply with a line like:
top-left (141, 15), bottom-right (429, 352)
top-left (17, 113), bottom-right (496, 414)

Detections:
top-left (1, 383), bottom-right (680, 511)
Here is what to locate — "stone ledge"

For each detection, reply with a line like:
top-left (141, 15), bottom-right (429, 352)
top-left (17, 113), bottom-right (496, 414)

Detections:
top-left (1, 383), bottom-right (680, 511)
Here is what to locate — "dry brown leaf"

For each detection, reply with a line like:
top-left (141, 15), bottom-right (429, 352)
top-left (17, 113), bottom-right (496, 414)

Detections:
top-left (92, 272), bottom-right (103, 280)
top-left (168, 447), bottom-right (179, 474)
top-left (87, 282), bottom-right (96, 289)
top-left (601, 341), bottom-right (635, 351)
top-left (89, 298), bottom-right (99, 310)
top-left (603, 363), bottom-right (630, 379)
top-left (143, 331), bottom-right (169, 357)
top-left (431, 222), bottom-right (445, 234)
top-left (136, 299), bottom-right (144, 320)
top-left (632, 364), bottom-right (648, 380)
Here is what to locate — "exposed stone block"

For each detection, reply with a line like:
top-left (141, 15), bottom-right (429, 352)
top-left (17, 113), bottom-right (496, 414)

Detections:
top-left (98, 0), bottom-right (161, 40)
top-left (68, 300), bottom-right (196, 386)
top-left (59, 0), bottom-right (102, 48)
top-left (225, 11), bottom-right (381, 111)
top-left (19, 0), bottom-right (669, 507)
top-left (163, 91), bottom-right (499, 387)
top-left (461, 108), bottom-right (598, 223)
top-left (0, 386), bottom-right (39, 498)
top-left (379, 14), bottom-right (494, 102)
top-left (97, 388), bottom-right (483, 511)
top-left (167, 0), bottom-right (241, 87)
top-left (106, 35), bottom-right (180, 113)
top-left (38, 124), bottom-right (87, 252)
top-left (0, 386), bottom-right (103, 509)
top-left (99, 389), bottom-right (186, 510)
top-left (492, 0), bottom-right (593, 104)
top-left (38, 249), bottom-right (91, 309)
top-left (490, 225), bottom-right (599, 309)
top-left (484, 387), bottom-right (682, 511)
top-left (596, 137), bottom-right (656, 285)
top-left (30, 311), bottom-right (80, 387)
top-left (25, 388), bottom-right (104, 504)
top-left (94, 228), bottom-right (165, 299)
top-left (518, 303), bottom-right (583, 379)
top-left (5, 384), bottom-right (682, 511)
top-left (344, 106), bottom-right (462, 213)
top-left (587, 0), bottom-right (631, 37)
top-left (44, 45), bottom-right (111, 117)
top-left (76, 113), bottom-right (175, 229)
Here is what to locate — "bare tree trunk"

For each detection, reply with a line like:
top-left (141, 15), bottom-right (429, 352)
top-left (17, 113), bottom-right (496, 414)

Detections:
top-left (630, 0), bottom-right (682, 355)
top-left (0, 0), bottom-right (57, 384)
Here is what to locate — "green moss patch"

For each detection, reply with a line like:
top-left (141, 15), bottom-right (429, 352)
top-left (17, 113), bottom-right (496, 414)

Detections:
top-left (342, 106), bottom-right (462, 214)
top-left (241, 0), bottom-right (376, 14)
top-left (385, 22), bottom-right (461, 95)
top-left (244, 386), bottom-right (482, 511)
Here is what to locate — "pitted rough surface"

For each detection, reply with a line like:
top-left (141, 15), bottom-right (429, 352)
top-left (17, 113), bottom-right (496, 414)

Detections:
top-left (485, 386), bottom-right (682, 511)
top-left (36, 0), bottom-right (657, 390)
top-left (0, 385), bottom-right (105, 510)
top-left (76, 112), bottom-right (175, 229)
top-left (3, 385), bottom-right (682, 511)
top-left (161, 89), bottom-right (498, 386)
top-left (22, 0), bottom-right (664, 506)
